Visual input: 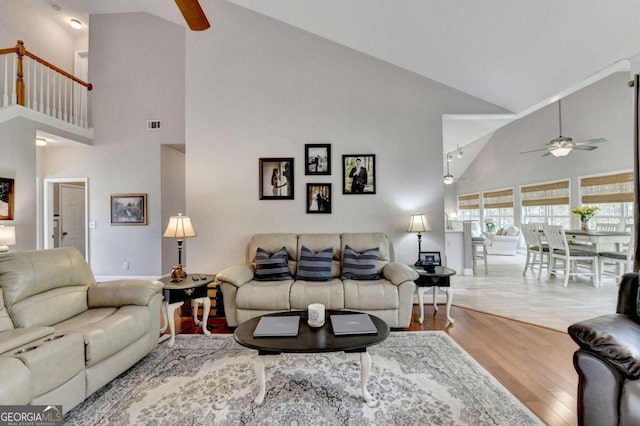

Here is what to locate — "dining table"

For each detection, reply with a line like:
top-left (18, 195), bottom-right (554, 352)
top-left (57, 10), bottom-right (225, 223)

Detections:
top-left (564, 229), bottom-right (631, 252)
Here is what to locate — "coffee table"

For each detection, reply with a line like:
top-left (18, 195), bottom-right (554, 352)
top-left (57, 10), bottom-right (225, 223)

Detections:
top-left (234, 310), bottom-right (389, 406)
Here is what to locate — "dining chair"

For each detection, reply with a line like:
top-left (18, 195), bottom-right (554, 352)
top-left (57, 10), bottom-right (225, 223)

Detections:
top-left (596, 223), bottom-right (619, 232)
top-left (599, 233), bottom-right (634, 283)
top-left (521, 223), bottom-right (548, 279)
top-left (543, 224), bottom-right (599, 287)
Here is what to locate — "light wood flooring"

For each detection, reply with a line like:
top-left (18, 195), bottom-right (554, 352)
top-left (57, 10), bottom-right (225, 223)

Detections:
top-left (174, 303), bottom-right (579, 426)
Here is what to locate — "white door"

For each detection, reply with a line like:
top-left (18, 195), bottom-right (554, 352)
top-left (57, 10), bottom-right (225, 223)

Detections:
top-left (59, 184), bottom-right (85, 257)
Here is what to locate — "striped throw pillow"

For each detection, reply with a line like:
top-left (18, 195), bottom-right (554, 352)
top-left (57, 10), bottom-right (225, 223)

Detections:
top-left (341, 245), bottom-right (380, 280)
top-left (296, 246), bottom-right (333, 281)
top-left (254, 247), bottom-right (292, 281)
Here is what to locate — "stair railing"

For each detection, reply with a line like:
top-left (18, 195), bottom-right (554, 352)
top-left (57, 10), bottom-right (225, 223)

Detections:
top-left (0, 40), bottom-right (93, 128)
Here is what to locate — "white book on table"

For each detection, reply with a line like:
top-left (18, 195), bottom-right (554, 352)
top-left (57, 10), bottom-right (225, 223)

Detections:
top-left (253, 315), bottom-right (300, 337)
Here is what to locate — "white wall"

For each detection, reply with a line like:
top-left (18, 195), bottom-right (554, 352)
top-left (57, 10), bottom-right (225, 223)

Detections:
top-left (0, 117), bottom-right (37, 251)
top-left (39, 12), bottom-right (185, 276)
top-left (161, 145), bottom-right (186, 274)
top-left (454, 72), bottom-right (633, 228)
top-left (185, 0), bottom-right (505, 272)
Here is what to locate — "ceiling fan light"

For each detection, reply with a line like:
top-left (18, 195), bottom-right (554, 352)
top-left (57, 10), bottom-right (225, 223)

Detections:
top-left (550, 147), bottom-right (572, 157)
top-left (456, 145), bottom-right (463, 158)
top-left (69, 19), bottom-right (82, 30)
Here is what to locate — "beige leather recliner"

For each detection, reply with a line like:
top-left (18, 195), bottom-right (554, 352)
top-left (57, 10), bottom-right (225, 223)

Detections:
top-left (217, 233), bottom-right (418, 328)
top-left (0, 248), bottom-right (163, 413)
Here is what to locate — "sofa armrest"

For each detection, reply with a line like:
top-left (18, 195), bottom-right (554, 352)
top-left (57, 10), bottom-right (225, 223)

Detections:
top-left (88, 279), bottom-right (163, 308)
top-left (216, 264), bottom-right (254, 288)
top-left (568, 313), bottom-right (640, 379)
top-left (382, 262), bottom-right (419, 286)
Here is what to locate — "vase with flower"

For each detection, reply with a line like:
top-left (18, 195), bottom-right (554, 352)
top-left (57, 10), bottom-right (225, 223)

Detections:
top-left (571, 206), bottom-right (599, 231)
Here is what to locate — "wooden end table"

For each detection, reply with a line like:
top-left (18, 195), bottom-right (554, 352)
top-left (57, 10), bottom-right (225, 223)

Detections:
top-left (158, 274), bottom-right (216, 346)
top-left (411, 265), bottom-right (456, 325)
top-left (234, 310), bottom-right (389, 407)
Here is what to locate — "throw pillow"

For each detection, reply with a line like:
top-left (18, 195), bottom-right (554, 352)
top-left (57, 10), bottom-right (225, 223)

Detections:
top-left (341, 245), bottom-right (380, 280)
top-left (254, 247), bottom-right (292, 281)
top-left (295, 246), bottom-right (333, 281)
top-left (497, 228), bottom-right (506, 236)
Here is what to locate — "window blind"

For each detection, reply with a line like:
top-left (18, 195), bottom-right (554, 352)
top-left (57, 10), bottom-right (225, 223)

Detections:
top-left (458, 193), bottom-right (480, 210)
top-left (521, 180), bottom-right (569, 206)
top-left (580, 172), bottom-right (633, 203)
top-left (483, 188), bottom-right (514, 209)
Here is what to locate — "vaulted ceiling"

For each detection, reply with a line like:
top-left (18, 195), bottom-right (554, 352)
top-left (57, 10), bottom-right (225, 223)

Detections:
top-left (22, 0), bottom-right (640, 174)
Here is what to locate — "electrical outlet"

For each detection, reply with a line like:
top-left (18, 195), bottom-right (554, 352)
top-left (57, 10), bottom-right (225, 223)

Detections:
top-left (89, 221), bottom-right (96, 229)
top-left (123, 262), bottom-right (129, 270)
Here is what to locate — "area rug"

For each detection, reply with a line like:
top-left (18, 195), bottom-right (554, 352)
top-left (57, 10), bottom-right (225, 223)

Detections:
top-left (65, 332), bottom-right (542, 425)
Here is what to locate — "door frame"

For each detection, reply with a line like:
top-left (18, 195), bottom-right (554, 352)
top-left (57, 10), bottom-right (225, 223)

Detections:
top-left (43, 177), bottom-right (89, 261)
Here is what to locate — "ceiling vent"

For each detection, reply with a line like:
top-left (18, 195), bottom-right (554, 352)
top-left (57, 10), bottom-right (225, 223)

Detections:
top-left (146, 120), bottom-right (161, 130)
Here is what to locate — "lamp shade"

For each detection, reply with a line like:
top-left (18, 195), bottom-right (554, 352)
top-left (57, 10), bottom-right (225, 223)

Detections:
top-left (0, 225), bottom-right (16, 252)
top-left (163, 213), bottom-right (196, 240)
top-left (407, 214), bottom-right (431, 233)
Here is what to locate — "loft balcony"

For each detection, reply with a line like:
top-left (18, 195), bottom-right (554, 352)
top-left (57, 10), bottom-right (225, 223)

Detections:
top-left (0, 40), bottom-right (93, 140)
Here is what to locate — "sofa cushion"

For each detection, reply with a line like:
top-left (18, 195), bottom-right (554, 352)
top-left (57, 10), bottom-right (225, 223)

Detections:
top-left (0, 327), bottom-right (54, 356)
top-left (0, 289), bottom-right (14, 332)
top-left (290, 278), bottom-right (345, 310)
top-left (8, 286), bottom-right (89, 328)
top-left (505, 225), bottom-right (520, 237)
top-left (341, 245), bottom-right (380, 280)
top-left (343, 278), bottom-right (399, 310)
top-left (296, 246), bottom-right (332, 281)
top-left (53, 306), bottom-right (150, 367)
top-left (254, 247), bottom-right (292, 281)
top-left (235, 280), bottom-right (293, 311)
top-left (0, 356), bottom-right (32, 405)
top-left (298, 233), bottom-right (341, 278)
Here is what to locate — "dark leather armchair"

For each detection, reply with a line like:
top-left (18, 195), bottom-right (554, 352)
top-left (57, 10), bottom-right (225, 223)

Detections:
top-left (568, 273), bottom-right (640, 426)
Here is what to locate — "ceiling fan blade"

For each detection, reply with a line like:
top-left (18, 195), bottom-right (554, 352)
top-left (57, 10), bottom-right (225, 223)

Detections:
top-left (572, 145), bottom-right (599, 151)
top-left (175, 0), bottom-right (211, 31)
top-left (574, 138), bottom-right (607, 145)
top-left (519, 147), bottom-right (550, 154)
top-left (541, 151), bottom-right (552, 157)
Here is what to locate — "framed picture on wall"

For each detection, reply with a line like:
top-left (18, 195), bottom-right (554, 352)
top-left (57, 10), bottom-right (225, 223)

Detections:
top-left (342, 154), bottom-right (376, 194)
top-left (110, 193), bottom-right (148, 225)
top-left (305, 143), bottom-right (331, 175)
top-left (259, 158), bottom-right (294, 200)
top-left (0, 177), bottom-right (15, 220)
top-left (306, 183), bottom-right (331, 214)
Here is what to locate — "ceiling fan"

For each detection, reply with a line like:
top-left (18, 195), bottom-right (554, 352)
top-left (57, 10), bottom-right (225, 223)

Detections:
top-left (519, 99), bottom-right (606, 157)
top-left (175, 0), bottom-right (210, 31)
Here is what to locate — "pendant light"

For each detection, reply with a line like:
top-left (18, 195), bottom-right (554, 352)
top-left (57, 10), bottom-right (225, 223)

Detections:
top-left (443, 157), bottom-right (454, 185)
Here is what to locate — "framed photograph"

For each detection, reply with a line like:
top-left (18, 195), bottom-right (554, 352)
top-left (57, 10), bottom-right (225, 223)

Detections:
top-left (306, 183), bottom-right (331, 214)
top-left (259, 158), bottom-right (294, 200)
top-left (110, 193), bottom-right (148, 225)
top-left (342, 154), bottom-right (376, 194)
top-left (419, 251), bottom-right (442, 272)
top-left (0, 177), bottom-right (15, 220)
top-left (305, 143), bottom-right (331, 175)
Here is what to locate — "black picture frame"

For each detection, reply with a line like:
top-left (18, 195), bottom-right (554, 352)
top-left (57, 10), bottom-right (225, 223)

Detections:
top-left (419, 251), bottom-right (442, 272)
top-left (342, 154), bottom-right (376, 194)
top-left (305, 143), bottom-right (331, 175)
top-left (259, 158), bottom-right (294, 200)
top-left (306, 183), bottom-right (331, 214)
top-left (0, 177), bottom-right (15, 220)
top-left (110, 193), bottom-right (148, 225)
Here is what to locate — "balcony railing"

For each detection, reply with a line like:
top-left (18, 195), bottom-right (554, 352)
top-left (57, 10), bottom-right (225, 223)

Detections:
top-left (0, 40), bottom-right (92, 128)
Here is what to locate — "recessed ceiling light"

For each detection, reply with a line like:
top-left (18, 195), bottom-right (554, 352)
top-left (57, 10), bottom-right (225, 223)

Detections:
top-left (35, 137), bottom-right (47, 146)
top-left (69, 19), bottom-right (82, 30)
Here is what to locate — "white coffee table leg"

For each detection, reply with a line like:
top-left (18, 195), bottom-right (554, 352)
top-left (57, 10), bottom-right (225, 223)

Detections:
top-left (254, 356), bottom-right (266, 404)
top-left (360, 351), bottom-right (378, 407)
top-left (417, 287), bottom-right (425, 324)
top-left (165, 301), bottom-right (183, 347)
top-left (444, 288), bottom-right (454, 325)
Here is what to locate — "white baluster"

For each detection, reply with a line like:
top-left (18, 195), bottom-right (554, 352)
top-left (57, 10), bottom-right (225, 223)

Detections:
top-left (2, 56), bottom-right (8, 107)
top-left (31, 59), bottom-right (37, 111)
top-left (46, 67), bottom-right (51, 115)
top-left (11, 55), bottom-right (16, 105)
top-left (63, 77), bottom-right (68, 122)
top-left (39, 62), bottom-right (43, 112)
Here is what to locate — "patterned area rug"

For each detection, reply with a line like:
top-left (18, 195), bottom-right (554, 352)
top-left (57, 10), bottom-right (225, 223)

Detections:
top-left (65, 332), bottom-right (542, 425)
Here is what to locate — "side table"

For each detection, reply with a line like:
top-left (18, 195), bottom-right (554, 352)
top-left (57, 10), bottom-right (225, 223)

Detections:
top-left (158, 274), bottom-right (216, 346)
top-left (411, 266), bottom-right (456, 325)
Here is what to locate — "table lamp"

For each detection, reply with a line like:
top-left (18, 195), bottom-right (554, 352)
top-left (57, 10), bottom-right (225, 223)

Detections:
top-left (407, 214), bottom-right (431, 266)
top-left (163, 213), bottom-right (196, 280)
top-left (0, 225), bottom-right (16, 252)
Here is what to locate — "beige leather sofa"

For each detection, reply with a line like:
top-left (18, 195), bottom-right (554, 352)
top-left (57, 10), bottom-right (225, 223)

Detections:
top-left (0, 248), bottom-right (163, 413)
top-left (217, 233), bottom-right (418, 328)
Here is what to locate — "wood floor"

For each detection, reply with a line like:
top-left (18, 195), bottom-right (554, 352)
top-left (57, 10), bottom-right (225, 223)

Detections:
top-left (172, 303), bottom-right (579, 426)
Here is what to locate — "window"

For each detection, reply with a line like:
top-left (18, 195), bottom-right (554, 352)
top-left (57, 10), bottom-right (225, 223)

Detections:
top-left (483, 188), bottom-right (514, 229)
top-left (458, 192), bottom-right (480, 221)
top-left (579, 171), bottom-right (633, 229)
top-left (520, 180), bottom-right (570, 227)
